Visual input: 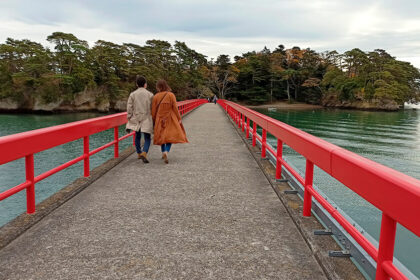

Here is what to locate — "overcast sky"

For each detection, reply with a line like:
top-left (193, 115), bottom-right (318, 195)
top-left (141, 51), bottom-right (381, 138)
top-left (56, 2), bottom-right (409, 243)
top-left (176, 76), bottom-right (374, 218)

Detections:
top-left (1, 0), bottom-right (420, 67)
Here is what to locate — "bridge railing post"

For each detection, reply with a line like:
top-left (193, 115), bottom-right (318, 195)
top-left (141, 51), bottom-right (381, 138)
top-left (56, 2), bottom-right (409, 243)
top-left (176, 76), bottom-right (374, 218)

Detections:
top-left (252, 122), bottom-right (256, 147)
top-left (303, 159), bottom-right (314, 216)
top-left (261, 129), bottom-right (267, 158)
top-left (83, 136), bottom-right (90, 177)
top-left (237, 112), bottom-right (239, 126)
top-left (25, 154), bottom-right (35, 214)
top-left (246, 118), bottom-right (250, 138)
top-left (114, 126), bottom-right (119, 158)
top-left (237, 112), bottom-right (241, 128)
top-left (276, 139), bottom-right (283, 179)
top-left (376, 213), bottom-right (397, 280)
top-left (242, 114), bottom-right (245, 132)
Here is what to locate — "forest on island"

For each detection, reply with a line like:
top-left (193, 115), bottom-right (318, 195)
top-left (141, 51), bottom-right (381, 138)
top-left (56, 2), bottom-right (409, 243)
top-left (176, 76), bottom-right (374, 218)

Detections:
top-left (0, 32), bottom-right (419, 111)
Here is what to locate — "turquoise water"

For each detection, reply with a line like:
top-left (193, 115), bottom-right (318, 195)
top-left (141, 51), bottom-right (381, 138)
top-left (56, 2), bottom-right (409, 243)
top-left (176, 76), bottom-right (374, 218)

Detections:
top-left (0, 113), bottom-right (133, 227)
top-left (255, 108), bottom-right (420, 278)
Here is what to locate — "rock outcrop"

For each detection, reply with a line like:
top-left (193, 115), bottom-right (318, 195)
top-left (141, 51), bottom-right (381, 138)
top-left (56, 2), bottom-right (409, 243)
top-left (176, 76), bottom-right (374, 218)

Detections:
top-left (321, 94), bottom-right (400, 111)
top-left (0, 98), bottom-right (20, 110)
top-left (113, 100), bottom-right (127, 112)
top-left (33, 97), bottom-right (64, 111)
top-left (0, 89), bottom-right (128, 113)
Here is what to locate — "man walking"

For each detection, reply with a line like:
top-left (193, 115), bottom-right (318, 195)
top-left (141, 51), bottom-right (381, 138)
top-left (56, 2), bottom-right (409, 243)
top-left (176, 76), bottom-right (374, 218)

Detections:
top-left (126, 76), bottom-right (154, 163)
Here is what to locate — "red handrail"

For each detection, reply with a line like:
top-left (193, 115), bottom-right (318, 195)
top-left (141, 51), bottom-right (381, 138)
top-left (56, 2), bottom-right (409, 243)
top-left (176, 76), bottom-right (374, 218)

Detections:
top-left (0, 99), bottom-right (206, 214)
top-left (218, 99), bottom-right (419, 280)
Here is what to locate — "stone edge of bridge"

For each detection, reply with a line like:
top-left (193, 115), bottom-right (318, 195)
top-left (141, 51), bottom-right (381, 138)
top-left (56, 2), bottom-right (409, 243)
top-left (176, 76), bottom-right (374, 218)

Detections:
top-left (223, 109), bottom-right (366, 280)
top-left (0, 146), bottom-right (135, 250)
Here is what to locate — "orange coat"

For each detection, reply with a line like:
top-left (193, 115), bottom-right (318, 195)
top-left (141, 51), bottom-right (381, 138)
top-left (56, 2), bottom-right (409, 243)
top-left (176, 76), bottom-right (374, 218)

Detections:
top-left (151, 91), bottom-right (188, 145)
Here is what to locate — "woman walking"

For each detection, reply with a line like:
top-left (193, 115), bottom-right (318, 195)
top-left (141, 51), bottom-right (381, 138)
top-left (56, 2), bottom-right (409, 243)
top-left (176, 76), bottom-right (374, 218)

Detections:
top-left (152, 79), bottom-right (188, 164)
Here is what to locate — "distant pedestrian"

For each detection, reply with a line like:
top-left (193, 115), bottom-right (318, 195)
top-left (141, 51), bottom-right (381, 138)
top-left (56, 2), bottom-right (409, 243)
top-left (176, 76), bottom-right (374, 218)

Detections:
top-left (207, 97), bottom-right (211, 103)
top-left (212, 95), bottom-right (218, 104)
top-left (152, 79), bottom-right (188, 164)
top-left (126, 76), bottom-right (154, 163)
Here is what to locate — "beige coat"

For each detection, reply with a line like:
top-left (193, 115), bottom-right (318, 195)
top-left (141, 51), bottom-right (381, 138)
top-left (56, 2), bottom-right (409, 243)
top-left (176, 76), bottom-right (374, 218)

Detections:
top-left (126, 87), bottom-right (154, 133)
top-left (151, 91), bottom-right (188, 145)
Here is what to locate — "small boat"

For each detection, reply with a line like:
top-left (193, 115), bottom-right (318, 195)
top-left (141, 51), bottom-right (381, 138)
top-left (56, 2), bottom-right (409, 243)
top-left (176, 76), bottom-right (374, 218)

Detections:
top-left (267, 107), bottom-right (277, 112)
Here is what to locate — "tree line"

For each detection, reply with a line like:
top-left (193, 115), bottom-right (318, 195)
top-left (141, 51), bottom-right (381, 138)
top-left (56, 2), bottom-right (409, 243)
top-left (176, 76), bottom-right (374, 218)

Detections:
top-left (229, 45), bottom-right (420, 105)
top-left (0, 32), bottom-right (419, 107)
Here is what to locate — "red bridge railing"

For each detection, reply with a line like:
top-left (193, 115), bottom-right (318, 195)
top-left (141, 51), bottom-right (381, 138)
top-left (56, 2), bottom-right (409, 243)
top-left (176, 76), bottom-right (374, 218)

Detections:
top-left (218, 99), bottom-right (420, 280)
top-left (0, 99), bottom-right (206, 214)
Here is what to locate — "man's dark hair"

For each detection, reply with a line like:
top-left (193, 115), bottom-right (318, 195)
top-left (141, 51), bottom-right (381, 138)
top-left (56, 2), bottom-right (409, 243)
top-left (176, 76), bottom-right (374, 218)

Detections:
top-left (136, 76), bottom-right (147, 87)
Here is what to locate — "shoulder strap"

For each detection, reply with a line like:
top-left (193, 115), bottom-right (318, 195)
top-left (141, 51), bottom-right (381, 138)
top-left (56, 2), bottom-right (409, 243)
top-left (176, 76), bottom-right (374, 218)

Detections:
top-left (155, 92), bottom-right (169, 113)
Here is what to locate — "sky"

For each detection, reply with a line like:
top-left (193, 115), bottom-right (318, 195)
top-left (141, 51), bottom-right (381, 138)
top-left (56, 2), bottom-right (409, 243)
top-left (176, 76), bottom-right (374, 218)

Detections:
top-left (1, 0), bottom-right (420, 67)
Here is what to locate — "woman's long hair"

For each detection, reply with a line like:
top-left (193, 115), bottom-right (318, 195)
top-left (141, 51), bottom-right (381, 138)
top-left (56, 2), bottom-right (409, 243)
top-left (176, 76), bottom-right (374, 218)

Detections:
top-left (156, 79), bottom-right (172, 92)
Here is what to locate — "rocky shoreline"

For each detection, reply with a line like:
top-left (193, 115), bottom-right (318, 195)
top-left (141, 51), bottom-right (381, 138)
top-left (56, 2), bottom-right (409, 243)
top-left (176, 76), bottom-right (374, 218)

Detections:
top-left (243, 99), bottom-right (402, 112)
top-left (320, 94), bottom-right (401, 111)
top-left (0, 90), bottom-right (128, 113)
top-left (0, 93), bottom-right (406, 114)
top-left (245, 102), bottom-right (322, 110)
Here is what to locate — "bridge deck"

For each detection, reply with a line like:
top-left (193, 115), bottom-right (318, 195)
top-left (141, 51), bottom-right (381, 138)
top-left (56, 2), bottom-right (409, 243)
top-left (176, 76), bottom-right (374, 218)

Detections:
top-left (0, 104), bottom-right (326, 279)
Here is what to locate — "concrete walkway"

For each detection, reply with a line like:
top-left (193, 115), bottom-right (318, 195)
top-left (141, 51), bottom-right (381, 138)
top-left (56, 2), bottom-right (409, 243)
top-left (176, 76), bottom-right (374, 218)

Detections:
top-left (0, 104), bottom-right (326, 279)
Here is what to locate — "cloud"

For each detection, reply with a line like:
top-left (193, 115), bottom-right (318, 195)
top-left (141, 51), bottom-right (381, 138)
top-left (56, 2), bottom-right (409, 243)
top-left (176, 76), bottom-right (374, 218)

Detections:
top-left (0, 0), bottom-right (420, 67)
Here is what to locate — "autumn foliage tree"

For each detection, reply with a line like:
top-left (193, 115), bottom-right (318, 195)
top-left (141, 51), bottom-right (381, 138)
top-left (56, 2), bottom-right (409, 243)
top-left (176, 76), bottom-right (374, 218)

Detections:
top-left (206, 55), bottom-right (239, 99)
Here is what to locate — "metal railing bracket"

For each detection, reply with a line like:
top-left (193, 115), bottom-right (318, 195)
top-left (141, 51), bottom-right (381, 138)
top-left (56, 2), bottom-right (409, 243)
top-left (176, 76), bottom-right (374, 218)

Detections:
top-left (284, 189), bottom-right (298, 194)
top-left (314, 229), bottom-right (333, 235)
top-left (329, 250), bottom-right (351, 258)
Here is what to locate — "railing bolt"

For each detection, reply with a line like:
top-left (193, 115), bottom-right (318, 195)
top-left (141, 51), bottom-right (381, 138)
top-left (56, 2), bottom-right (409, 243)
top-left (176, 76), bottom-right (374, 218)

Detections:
top-left (314, 229), bottom-right (333, 235)
top-left (329, 250), bottom-right (351, 258)
top-left (284, 190), bottom-right (298, 195)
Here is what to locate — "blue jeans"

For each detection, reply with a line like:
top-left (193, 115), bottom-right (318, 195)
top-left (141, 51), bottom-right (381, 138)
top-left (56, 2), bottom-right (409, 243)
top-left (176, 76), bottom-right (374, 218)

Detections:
top-left (135, 131), bottom-right (151, 154)
top-left (161, 143), bottom-right (172, 153)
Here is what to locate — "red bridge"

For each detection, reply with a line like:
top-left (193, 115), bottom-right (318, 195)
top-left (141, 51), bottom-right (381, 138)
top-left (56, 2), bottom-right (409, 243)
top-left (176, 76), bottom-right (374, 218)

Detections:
top-left (0, 100), bottom-right (419, 279)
